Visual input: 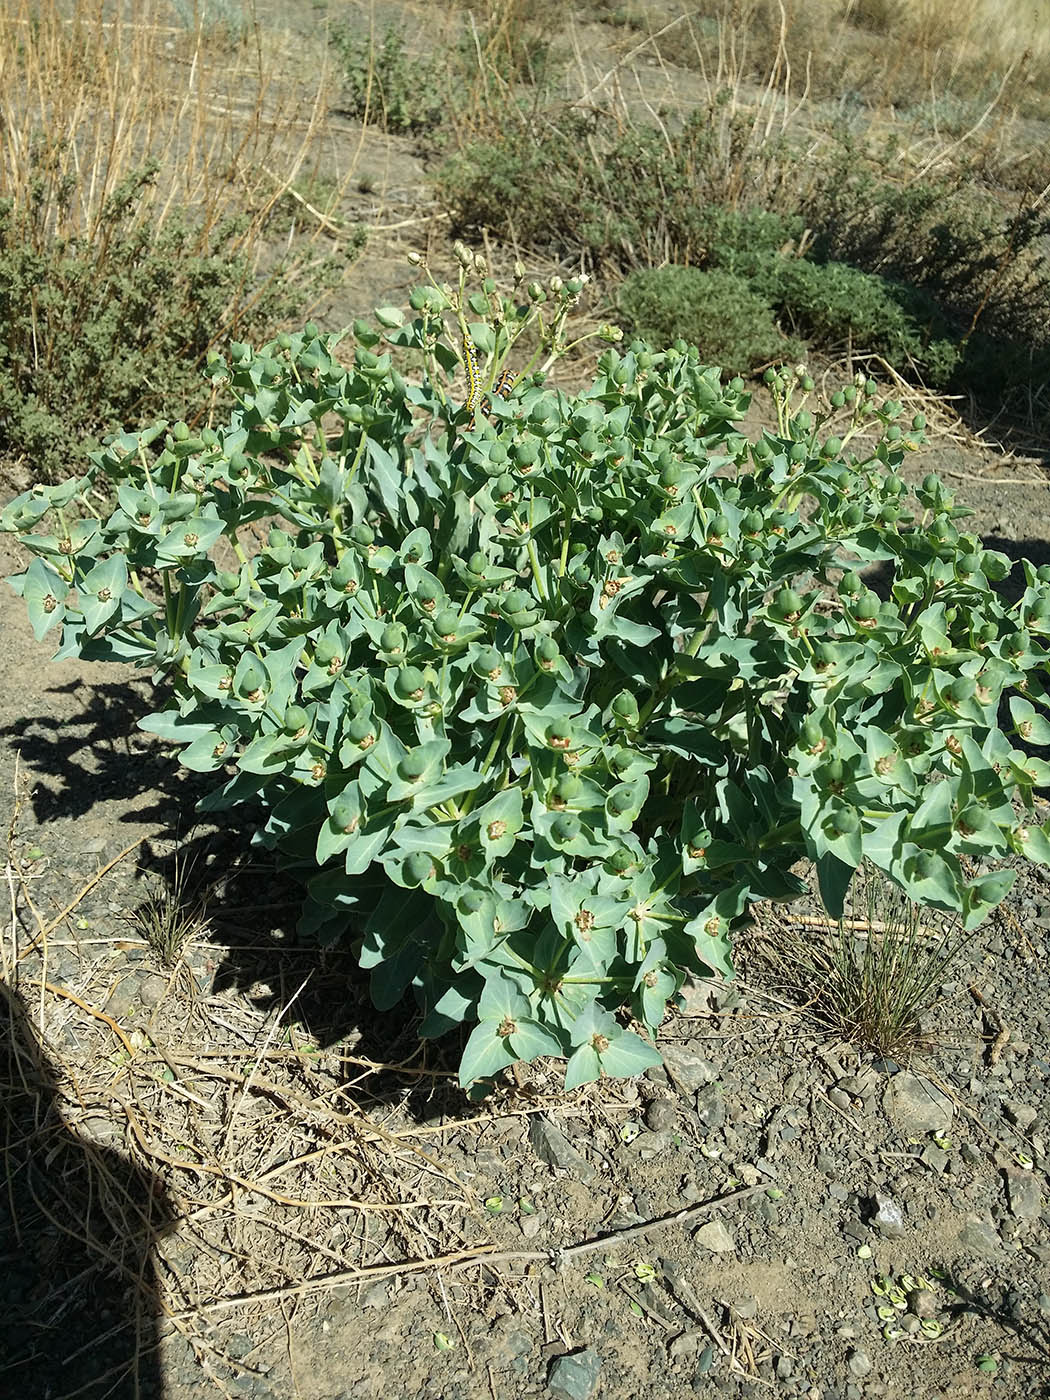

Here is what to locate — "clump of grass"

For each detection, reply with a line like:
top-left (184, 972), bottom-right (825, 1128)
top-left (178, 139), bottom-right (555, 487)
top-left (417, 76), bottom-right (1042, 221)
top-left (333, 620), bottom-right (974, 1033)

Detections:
top-left (760, 866), bottom-right (966, 1063)
top-left (130, 857), bottom-right (209, 970)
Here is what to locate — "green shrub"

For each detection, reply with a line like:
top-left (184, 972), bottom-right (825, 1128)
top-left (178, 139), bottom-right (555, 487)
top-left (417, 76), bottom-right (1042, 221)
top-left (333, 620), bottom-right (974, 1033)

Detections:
top-left (0, 165), bottom-right (355, 483)
top-left (328, 26), bottom-right (445, 135)
top-left (617, 267), bottom-right (797, 374)
top-left (7, 251), bottom-right (1050, 1094)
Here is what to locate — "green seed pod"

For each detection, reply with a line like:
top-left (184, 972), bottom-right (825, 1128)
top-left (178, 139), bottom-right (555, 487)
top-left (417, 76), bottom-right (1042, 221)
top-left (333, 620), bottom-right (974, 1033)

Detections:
top-left (607, 847), bottom-right (634, 874)
top-left (707, 514), bottom-right (730, 539)
top-left (314, 639), bottom-right (340, 666)
top-left (283, 705), bottom-right (309, 735)
top-left (403, 852), bottom-right (434, 886)
top-left (752, 440), bottom-right (773, 462)
top-left (839, 572), bottom-right (864, 597)
top-left (459, 889), bottom-right (490, 916)
top-left (473, 647), bottom-right (503, 677)
top-left (823, 436), bottom-right (843, 457)
top-left (854, 593), bottom-right (879, 621)
top-left (956, 553), bottom-right (982, 576)
top-left (502, 589), bottom-right (532, 615)
top-left (467, 551), bottom-right (489, 577)
top-left (380, 623), bottom-right (406, 653)
top-left (800, 717), bottom-right (823, 749)
top-left (801, 375), bottom-right (815, 392)
top-left (550, 813), bottom-right (581, 844)
top-left (607, 782), bottom-right (637, 817)
top-left (842, 504), bottom-right (864, 528)
top-left (885, 424), bottom-right (902, 442)
top-left (1028, 596), bottom-right (1050, 622)
top-left (763, 368), bottom-right (777, 385)
top-left (772, 587), bottom-right (803, 617)
top-left (494, 473), bottom-right (516, 499)
top-left (789, 442), bottom-right (807, 464)
top-left (546, 720), bottom-right (572, 747)
top-left (1005, 630), bottom-right (1030, 658)
top-left (217, 570), bottom-right (240, 592)
top-left (349, 523), bottom-right (375, 548)
top-left (535, 636), bottom-right (560, 668)
top-left (824, 807), bottom-right (860, 837)
top-left (433, 607), bottom-right (461, 637)
top-left (397, 752), bottom-right (428, 782)
top-left (659, 462), bottom-right (683, 487)
top-left (415, 582), bottom-right (441, 610)
top-left (912, 413), bottom-right (926, 431)
top-left (947, 676), bottom-right (975, 705)
top-left (347, 713), bottom-right (376, 745)
top-left (513, 440), bottom-right (539, 468)
top-left (554, 774), bottom-right (581, 802)
top-left (795, 410), bottom-right (813, 431)
top-left (843, 386), bottom-right (857, 406)
top-left (578, 431), bottom-right (601, 458)
top-left (611, 691), bottom-right (640, 726)
top-left (769, 510), bottom-right (793, 531)
top-left (742, 510), bottom-right (764, 535)
top-left (393, 665), bottom-right (426, 698)
top-left (863, 379), bottom-right (877, 397)
top-left (830, 390), bottom-right (845, 408)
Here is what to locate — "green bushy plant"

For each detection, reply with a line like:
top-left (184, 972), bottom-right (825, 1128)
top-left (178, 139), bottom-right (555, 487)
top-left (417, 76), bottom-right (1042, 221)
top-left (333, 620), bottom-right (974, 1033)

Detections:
top-left (617, 266), bottom-right (798, 375)
top-left (7, 246), bottom-right (1050, 1094)
top-left (0, 165), bottom-right (354, 482)
top-left (328, 25), bottom-right (446, 135)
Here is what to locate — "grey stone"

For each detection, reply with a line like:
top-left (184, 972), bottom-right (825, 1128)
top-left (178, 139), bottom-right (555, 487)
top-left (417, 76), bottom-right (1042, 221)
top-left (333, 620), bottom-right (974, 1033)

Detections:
top-left (960, 1143), bottom-right (983, 1165)
top-left (1004, 1100), bottom-right (1038, 1131)
top-left (520, 1213), bottom-right (542, 1239)
top-left (360, 1280), bottom-right (388, 1309)
top-left (828, 1088), bottom-right (853, 1111)
top-left (884, 1072), bottom-right (953, 1135)
top-left (920, 1143), bottom-right (950, 1173)
top-left (847, 1350), bottom-right (872, 1379)
top-left (959, 1215), bottom-right (1002, 1257)
top-left (662, 1043), bottom-right (719, 1095)
top-left (137, 972), bottom-right (168, 1007)
top-left (528, 1117), bottom-right (597, 1184)
top-left (676, 975), bottom-right (723, 1016)
top-left (693, 1220), bottom-right (735, 1253)
top-left (1003, 1168), bottom-right (1042, 1219)
top-left (645, 1098), bottom-right (677, 1132)
top-left (695, 1084), bottom-right (726, 1132)
top-left (104, 979), bottom-right (139, 1020)
top-left (669, 1330), bottom-right (705, 1360)
top-left (873, 1193), bottom-right (906, 1238)
top-left (548, 1347), bottom-right (602, 1400)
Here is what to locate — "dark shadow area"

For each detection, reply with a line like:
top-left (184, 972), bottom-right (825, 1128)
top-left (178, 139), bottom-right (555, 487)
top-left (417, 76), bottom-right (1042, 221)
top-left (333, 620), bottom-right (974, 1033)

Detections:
top-left (0, 980), bottom-right (173, 1399)
top-left (2, 679), bottom-right (477, 1124)
top-left (938, 1270), bottom-right (1050, 1399)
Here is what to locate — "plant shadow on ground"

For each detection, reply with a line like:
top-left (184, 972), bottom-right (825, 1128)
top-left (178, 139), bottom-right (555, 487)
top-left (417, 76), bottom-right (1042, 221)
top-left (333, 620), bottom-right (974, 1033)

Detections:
top-left (937, 1272), bottom-right (1050, 1396)
top-left (3, 677), bottom-right (484, 1124)
top-left (0, 980), bottom-right (173, 1399)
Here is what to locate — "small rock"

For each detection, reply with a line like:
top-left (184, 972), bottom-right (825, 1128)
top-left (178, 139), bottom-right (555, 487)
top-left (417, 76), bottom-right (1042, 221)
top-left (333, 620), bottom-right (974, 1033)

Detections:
top-left (1004, 1100), bottom-right (1038, 1131)
top-left (104, 980), bottom-right (139, 1020)
top-left (645, 1099), bottom-right (677, 1132)
top-left (360, 1280), bottom-right (388, 1309)
top-left (548, 1347), bottom-right (602, 1400)
top-left (676, 975), bottom-right (722, 1016)
top-left (1003, 1168), bottom-right (1042, 1220)
top-left (669, 1330), bottom-right (704, 1360)
top-left (828, 1088), bottom-right (853, 1112)
top-left (694, 1220), bottom-right (735, 1253)
top-left (136, 972), bottom-right (168, 1007)
top-left (884, 1072), bottom-right (953, 1135)
top-left (959, 1215), bottom-right (1002, 1257)
top-left (842, 1220), bottom-right (869, 1244)
top-left (960, 1143), bottom-right (983, 1165)
top-left (776, 1355), bottom-right (794, 1380)
top-left (920, 1143), bottom-right (950, 1173)
top-left (731, 1297), bottom-right (758, 1320)
top-left (661, 1043), bottom-right (718, 1095)
top-left (816, 1153), bottom-right (837, 1176)
top-left (838, 1069), bottom-right (879, 1098)
top-left (695, 1084), bottom-right (726, 1131)
top-left (528, 1117), bottom-right (597, 1184)
top-left (520, 1213), bottom-right (542, 1239)
top-left (638, 1130), bottom-right (675, 1161)
top-left (847, 1349), bottom-right (872, 1379)
top-left (872, 1193), bottom-right (905, 1238)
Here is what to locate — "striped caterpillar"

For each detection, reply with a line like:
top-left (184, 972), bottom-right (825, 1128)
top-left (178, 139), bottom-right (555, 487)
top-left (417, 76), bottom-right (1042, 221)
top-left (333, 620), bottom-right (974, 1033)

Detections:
top-left (461, 332), bottom-right (515, 432)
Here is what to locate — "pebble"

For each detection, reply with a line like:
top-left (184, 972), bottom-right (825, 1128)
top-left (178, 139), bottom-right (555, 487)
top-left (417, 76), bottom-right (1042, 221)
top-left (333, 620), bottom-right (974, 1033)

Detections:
top-left (694, 1220), bottom-right (735, 1253)
top-left (884, 1072), bottom-right (954, 1135)
top-left (645, 1099), bottom-right (677, 1132)
top-left (1005, 1100), bottom-right (1038, 1131)
top-left (548, 1347), bottom-right (602, 1400)
top-left (528, 1117), bottom-right (597, 1184)
top-left (872, 1194), bottom-right (906, 1238)
top-left (696, 1084), bottom-right (726, 1131)
top-left (1003, 1168), bottom-right (1043, 1220)
top-left (662, 1043), bottom-right (719, 1095)
top-left (959, 1215), bottom-right (1002, 1257)
top-left (847, 1349), bottom-right (872, 1379)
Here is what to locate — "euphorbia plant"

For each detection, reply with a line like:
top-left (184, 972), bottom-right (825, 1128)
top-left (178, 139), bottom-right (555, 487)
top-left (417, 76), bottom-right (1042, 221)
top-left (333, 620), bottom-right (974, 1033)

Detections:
top-left (6, 244), bottom-right (1050, 1093)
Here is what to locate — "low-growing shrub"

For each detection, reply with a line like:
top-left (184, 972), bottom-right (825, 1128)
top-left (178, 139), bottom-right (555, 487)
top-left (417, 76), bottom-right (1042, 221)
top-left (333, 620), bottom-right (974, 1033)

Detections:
top-left (329, 25), bottom-right (446, 135)
top-left (7, 249), bottom-right (1050, 1093)
top-left (617, 266), bottom-right (797, 374)
top-left (0, 165), bottom-right (356, 482)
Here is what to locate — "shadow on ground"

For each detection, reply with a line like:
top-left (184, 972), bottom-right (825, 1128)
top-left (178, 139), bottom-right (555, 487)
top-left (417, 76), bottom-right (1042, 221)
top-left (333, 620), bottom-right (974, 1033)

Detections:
top-left (0, 981), bottom-right (172, 1399)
